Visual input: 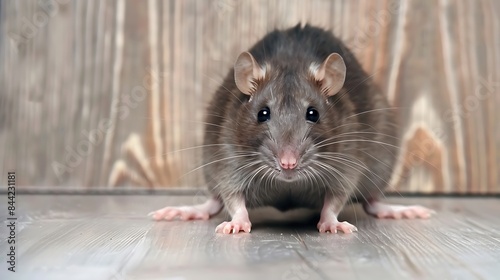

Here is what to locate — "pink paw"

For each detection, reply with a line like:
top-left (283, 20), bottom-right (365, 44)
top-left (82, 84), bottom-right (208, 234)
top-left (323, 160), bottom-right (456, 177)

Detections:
top-left (317, 220), bottom-right (358, 234)
top-left (148, 206), bottom-right (210, 221)
top-left (215, 220), bottom-right (252, 234)
top-left (371, 205), bottom-right (435, 219)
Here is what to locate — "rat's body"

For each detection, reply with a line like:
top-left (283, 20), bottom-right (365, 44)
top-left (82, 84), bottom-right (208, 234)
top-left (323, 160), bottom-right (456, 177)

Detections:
top-left (150, 24), bottom-right (433, 234)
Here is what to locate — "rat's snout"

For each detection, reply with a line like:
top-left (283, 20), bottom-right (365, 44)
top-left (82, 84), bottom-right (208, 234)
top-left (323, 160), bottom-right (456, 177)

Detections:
top-left (278, 148), bottom-right (299, 170)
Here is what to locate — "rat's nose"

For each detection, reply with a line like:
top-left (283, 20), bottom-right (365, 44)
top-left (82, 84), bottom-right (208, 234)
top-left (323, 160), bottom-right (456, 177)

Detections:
top-left (279, 150), bottom-right (298, 170)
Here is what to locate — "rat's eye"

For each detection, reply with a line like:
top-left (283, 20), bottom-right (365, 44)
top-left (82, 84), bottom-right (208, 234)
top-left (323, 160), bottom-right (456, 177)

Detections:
top-left (257, 107), bottom-right (271, 123)
top-left (306, 107), bottom-right (319, 123)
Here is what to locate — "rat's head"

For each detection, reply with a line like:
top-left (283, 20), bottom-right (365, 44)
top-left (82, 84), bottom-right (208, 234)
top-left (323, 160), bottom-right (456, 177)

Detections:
top-left (231, 51), bottom-right (349, 182)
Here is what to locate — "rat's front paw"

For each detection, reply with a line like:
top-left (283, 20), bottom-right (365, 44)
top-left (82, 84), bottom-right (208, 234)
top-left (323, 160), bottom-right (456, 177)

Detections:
top-left (215, 220), bottom-right (252, 234)
top-left (317, 220), bottom-right (358, 234)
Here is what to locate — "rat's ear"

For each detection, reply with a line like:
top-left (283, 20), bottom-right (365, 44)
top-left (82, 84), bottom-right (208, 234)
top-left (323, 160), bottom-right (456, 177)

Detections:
top-left (234, 52), bottom-right (265, 95)
top-left (313, 53), bottom-right (346, 97)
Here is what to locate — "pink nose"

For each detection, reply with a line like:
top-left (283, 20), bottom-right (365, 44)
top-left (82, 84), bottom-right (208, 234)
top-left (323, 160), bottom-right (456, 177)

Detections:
top-left (279, 150), bottom-right (298, 170)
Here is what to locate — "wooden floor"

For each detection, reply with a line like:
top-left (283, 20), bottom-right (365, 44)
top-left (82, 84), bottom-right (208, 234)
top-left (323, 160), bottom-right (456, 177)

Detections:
top-left (1, 194), bottom-right (500, 280)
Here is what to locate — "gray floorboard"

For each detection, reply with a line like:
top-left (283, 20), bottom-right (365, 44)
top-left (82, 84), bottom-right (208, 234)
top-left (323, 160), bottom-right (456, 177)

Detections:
top-left (1, 195), bottom-right (499, 280)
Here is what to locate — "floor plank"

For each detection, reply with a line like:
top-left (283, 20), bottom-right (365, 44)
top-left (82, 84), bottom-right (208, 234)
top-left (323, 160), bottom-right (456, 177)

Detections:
top-left (1, 195), bottom-right (499, 280)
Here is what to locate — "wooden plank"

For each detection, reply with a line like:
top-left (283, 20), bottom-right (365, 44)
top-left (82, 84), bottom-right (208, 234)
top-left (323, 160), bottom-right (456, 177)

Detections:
top-left (0, 195), bottom-right (499, 279)
top-left (0, 0), bottom-right (498, 193)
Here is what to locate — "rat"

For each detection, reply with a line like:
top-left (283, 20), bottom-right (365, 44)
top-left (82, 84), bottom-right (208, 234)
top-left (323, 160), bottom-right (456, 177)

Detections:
top-left (149, 24), bottom-right (434, 234)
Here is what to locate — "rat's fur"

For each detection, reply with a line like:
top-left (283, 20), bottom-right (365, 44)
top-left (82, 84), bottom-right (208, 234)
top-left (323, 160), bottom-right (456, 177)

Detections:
top-left (203, 24), bottom-right (398, 212)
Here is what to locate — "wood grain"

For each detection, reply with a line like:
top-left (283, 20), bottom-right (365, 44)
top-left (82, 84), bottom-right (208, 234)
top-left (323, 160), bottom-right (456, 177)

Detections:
top-left (0, 195), bottom-right (499, 279)
top-left (0, 0), bottom-right (498, 193)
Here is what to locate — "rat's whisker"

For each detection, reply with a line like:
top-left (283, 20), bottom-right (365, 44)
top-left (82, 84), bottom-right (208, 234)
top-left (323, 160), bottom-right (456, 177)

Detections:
top-left (316, 154), bottom-right (389, 199)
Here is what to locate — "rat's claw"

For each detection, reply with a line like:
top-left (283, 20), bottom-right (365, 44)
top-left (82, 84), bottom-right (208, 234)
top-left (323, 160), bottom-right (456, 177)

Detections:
top-left (215, 220), bottom-right (252, 234)
top-left (317, 220), bottom-right (357, 234)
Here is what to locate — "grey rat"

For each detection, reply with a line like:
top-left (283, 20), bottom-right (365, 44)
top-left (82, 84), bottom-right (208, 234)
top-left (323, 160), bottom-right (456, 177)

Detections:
top-left (150, 24), bottom-right (433, 234)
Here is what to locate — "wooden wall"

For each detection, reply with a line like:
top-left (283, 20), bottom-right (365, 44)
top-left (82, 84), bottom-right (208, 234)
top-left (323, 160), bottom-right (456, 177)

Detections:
top-left (1, 0), bottom-right (499, 193)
